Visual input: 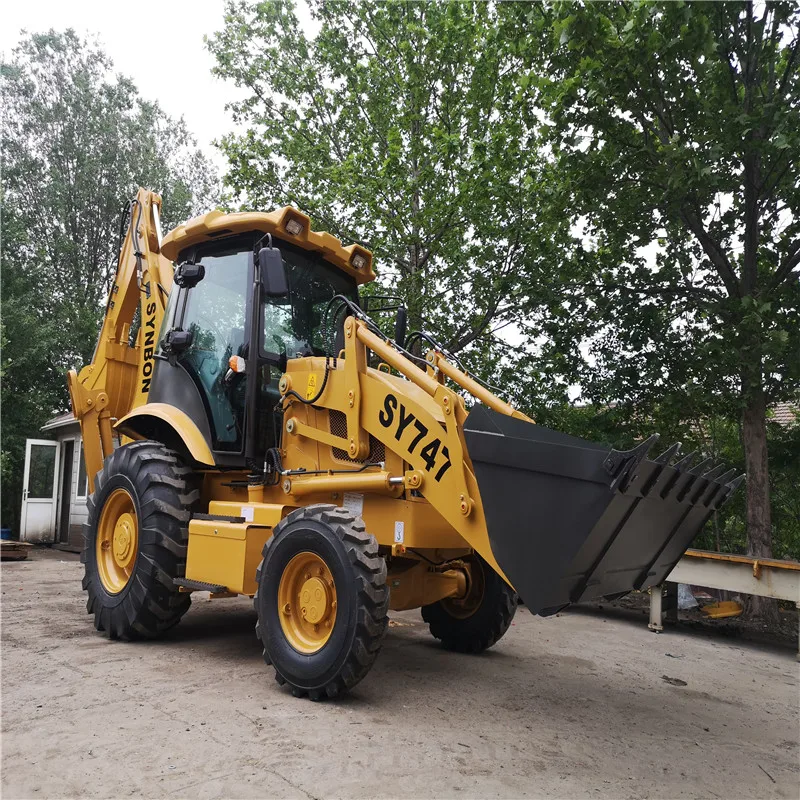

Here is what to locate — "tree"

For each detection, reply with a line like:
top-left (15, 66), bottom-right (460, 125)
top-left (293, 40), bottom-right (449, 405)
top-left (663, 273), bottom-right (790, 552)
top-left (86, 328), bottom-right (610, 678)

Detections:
top-left (208, 0), bottom-right (566, 365)
top-left (209, 2), bottom-right (800, 618)
top-left (1, 29), bottom-right (219, 534)
top-left (504, 1), bottom-right (800, 621)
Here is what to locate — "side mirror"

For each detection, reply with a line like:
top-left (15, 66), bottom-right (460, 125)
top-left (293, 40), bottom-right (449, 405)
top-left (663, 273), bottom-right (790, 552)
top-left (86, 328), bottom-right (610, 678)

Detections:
top-left (174, 261), bottom-right (205, 288)
top-left (394, 305), bottom-right (407, 348)
top-left (162, 328), bottom-right (193, 354)
top-left (258, 246), bottom-right (289, 297)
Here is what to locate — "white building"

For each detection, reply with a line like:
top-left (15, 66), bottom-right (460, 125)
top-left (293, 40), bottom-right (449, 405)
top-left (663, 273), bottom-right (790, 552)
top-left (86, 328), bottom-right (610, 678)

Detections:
top-left (20, 413), bottom-right (90, 550)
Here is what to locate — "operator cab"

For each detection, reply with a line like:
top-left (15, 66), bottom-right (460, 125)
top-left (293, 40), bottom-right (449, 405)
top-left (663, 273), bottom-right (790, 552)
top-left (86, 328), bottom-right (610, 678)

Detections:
top-left (149, 208), bottom-right (374, 468)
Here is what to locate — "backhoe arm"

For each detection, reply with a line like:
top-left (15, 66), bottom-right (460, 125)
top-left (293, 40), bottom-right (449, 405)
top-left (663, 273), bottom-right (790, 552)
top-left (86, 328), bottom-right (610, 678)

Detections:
top-left (67, 188), bottom-right (173, 493)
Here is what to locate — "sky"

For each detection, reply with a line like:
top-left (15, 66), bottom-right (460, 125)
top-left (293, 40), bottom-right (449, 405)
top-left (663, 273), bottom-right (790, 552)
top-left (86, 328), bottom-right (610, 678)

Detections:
top-left (2, 0), bottom-right (595, 396)
top-left (0, 1), bottom-right (568, 383)
top-left (1, 0), bottom-right (254, 172)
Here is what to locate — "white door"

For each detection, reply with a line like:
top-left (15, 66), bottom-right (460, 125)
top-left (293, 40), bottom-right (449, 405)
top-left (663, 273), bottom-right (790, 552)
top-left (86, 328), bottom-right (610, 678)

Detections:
top-left (21, 439), bottom-right (60, 543)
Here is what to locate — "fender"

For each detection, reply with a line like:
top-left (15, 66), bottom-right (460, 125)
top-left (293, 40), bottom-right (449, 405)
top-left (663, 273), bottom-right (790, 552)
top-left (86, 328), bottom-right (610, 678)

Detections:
top-left (115, 403), bottom-right (215, 466)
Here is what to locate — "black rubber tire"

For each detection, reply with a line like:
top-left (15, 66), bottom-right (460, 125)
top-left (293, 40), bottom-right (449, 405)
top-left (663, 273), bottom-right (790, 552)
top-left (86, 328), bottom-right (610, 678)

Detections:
top-left (421, 555), bottom-right (519, 653)
top-left (254, 504), bottom-right (389, 700)
top-left (81, 441), bottom-right (199, 640)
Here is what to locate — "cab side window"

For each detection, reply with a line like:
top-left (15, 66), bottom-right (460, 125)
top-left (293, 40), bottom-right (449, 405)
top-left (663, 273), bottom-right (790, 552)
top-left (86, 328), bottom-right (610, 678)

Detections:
top-left (179, 250), bottom-right (249, 451)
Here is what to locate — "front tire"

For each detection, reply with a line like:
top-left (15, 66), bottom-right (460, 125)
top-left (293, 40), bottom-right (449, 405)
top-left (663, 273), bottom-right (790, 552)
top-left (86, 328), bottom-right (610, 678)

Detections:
top-left (254, 504), bottom-right (389, 700)
top-left (81, 441), bottom-right (199, 640)
top-left (422, 554), bottom-right (518, 653)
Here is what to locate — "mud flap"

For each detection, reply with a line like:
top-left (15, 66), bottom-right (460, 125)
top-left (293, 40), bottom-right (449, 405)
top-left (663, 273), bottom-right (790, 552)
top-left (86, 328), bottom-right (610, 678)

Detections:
top-left (463, 406), bottom-right (743, 616)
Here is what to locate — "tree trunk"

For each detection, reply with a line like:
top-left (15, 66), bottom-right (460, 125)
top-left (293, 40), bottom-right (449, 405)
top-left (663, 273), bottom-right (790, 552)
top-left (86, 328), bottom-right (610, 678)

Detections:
top-left (741, 387), bottom-right (779, 627)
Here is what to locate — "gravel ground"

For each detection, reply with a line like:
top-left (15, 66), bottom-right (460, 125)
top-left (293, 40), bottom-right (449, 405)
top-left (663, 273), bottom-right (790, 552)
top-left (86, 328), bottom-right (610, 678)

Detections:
top-left (2, 549), bottom-right (797, 799)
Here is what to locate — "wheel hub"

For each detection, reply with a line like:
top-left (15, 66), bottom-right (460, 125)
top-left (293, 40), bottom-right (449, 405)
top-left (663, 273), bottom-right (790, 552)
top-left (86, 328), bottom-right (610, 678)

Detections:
top-left (300, 576), bottom-right (330, 624)
top-left (96, 488), bottom-right (138, 594)
top-left (442, 557), bottom-right (485, 619)
top-left (278, 552), bottom-right (337, 654)
top-left (112, 513), bottom-right (136, 569)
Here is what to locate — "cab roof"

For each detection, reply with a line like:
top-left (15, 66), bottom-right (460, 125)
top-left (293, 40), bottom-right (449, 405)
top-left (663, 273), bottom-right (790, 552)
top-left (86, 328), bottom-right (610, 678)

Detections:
top-left (160, 207), bottom-right (376, 285)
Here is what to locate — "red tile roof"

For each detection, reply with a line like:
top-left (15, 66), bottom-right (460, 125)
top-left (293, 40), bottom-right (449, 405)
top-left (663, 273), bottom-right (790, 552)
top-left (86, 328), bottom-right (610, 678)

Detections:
top-left (771, 401), bottom-right (798, 428)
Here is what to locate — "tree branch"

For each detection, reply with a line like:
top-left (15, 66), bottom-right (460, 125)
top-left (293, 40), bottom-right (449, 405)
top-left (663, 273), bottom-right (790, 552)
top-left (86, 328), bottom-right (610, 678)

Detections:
top-left (777, 35), bottom-right (799, 97)
top-left (773, 241), bottom-right (800, 287)
top-left (679, 207), bottom-right (740, 296)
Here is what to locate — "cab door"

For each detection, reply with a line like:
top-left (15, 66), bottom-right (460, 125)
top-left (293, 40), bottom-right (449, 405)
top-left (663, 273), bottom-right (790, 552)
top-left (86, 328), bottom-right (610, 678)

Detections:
top-left (21, 439), bottom-right (60, 543)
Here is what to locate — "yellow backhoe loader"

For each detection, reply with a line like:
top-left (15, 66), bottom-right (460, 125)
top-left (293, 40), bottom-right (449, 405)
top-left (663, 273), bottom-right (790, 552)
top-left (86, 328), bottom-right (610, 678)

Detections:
top-left (69, 188), bottom-right (742, 699)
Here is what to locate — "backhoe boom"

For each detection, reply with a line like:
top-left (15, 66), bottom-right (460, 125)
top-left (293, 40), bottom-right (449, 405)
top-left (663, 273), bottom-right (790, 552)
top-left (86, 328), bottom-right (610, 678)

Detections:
top-left (67, 188), bottom-right (172, 492)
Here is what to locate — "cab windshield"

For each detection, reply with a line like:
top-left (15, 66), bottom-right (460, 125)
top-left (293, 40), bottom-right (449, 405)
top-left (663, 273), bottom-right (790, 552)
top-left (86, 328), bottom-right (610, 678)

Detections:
top-left (262, 245), bottom-right (359, 361)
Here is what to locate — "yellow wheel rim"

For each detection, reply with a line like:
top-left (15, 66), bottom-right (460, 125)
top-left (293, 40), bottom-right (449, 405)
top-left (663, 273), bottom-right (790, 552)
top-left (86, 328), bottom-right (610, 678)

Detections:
top-left (96, 488), bottom-right (138, 594)
top-left (278, 552), bottom-right (337, 654)
top-left (442, 557), bottom-right (485, 620)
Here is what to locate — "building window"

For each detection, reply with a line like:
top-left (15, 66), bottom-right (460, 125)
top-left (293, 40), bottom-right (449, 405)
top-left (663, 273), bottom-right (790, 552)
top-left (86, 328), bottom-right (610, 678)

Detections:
top-left (76, 442), bottom-right (89, 499)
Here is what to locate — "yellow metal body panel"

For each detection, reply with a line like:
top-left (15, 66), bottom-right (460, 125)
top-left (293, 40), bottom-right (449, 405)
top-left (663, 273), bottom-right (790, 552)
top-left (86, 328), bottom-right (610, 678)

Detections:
top-left (69, 189), bottom-right (376, 495)
top-left (276, 322), bottom-right (511, 586)
top-left (161, 207), bottom-right (376, 284)
top-left (184, 309), bottom-right (522, 595)
top-left (115, 403), bottom-right (216, 467)
top-left (206, 497), bottom-right (465, 551)
top-left (185, 520), bottom-right (273, 595)
top-left (209, 501), bottom-right (287, 527)
top-left (360, 498), bottom-right (467, 549)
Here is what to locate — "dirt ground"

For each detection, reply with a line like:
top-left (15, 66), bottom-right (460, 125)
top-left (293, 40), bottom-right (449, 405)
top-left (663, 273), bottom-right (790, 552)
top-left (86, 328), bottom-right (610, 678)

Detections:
top-left (2, 550), bottom-right (797, 800)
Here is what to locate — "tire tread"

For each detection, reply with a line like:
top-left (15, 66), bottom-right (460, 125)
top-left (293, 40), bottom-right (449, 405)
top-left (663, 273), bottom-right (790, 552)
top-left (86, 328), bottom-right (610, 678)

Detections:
top-left (255, 503), bottom-right (388, 699)
top-left (421, 557), bottom-right (519, 653)
top-left (82, 441), bottom-right (198, 640)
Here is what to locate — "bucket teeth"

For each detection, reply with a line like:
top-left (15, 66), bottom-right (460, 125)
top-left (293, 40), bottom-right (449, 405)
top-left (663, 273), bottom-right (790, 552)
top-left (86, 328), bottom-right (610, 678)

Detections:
top-left (654, 442), bottom-right (681, 464)
top-left (672, 451), bottom-right (697, 471)
top-left (727, 474), bottom-right (746, 491)
top-left (702, 463), bottom-right (728, 480)
top-left (689, 457), bottom-right (714, 475)
top-left (604, 434), bottom-right (659, 491)
top-left (714, 468), bottom-right (738, 485)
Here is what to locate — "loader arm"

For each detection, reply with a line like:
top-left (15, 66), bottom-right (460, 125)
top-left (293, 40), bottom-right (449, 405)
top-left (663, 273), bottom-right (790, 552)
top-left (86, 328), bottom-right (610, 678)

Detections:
top-left (67, 189), bottom-right (173, 493)
top-left (279, 313), bottom-right (743, 613)
top-left (280, 316), bottom-right (511, 582)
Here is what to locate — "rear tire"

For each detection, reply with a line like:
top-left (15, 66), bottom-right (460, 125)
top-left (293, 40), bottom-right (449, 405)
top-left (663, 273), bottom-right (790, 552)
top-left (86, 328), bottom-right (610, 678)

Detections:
top-left (254, 504), bottom-right (388, 700)
top-left (422, 555), bottom-right (518, 653)
top-left (81, 441), bottom-right (199, 640)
